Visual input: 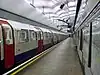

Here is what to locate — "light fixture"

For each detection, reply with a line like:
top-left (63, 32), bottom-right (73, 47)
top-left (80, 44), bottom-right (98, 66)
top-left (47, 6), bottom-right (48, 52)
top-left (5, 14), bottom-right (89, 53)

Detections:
top-left (69, 7), bottom-right (76, 11)
top-left (54, 5), bottom-right (60, 11)
top-left (60, 4), bottom-right (65, 9)
top-left (57, 10), bottom-right (66, 15)
top-left (69, 11), bottom-right (75, 14)
top-left (68, 2), bottom-right (76, 6)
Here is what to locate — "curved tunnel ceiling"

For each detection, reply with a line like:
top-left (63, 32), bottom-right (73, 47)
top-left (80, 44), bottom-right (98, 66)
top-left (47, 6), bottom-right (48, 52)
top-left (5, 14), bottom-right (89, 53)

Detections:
top-left (0, 0), bottom-right (87, 32)
top-left (25, 0), bottom-right (87, 32)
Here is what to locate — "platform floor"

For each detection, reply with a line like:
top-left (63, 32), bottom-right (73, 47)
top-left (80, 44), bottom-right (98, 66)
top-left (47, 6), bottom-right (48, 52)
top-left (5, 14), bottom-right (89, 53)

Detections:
top-left (17, 38), bottom-right (83, 75)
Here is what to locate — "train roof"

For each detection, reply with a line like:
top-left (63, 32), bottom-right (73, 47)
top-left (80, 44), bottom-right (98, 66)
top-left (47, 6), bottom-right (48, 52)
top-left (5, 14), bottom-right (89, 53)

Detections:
top-left (0, 18), bottom-right (67, 35)
top-left (2, 19), bottom-right (40, 32)
top-left (39, 27), bottom-right (51, 33)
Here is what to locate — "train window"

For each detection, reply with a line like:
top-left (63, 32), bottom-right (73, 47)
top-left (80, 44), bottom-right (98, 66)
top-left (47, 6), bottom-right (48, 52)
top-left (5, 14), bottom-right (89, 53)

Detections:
top-left (82, 23), bottom-right (90, 67)
top-left (44, 32), bottom-right (47, 39)
top-left (16, 30), bottom-right (20, 43)
top-left (41, 32), bottom-right (43, 39)
top-left (37, 31), bottom-right (41, 40)
top-left (47, 32), bottom-right (49, 38)
top-left (35, 32), bottom-right (37, 40)
top-left (30, 30), bottom-right (36, 40)
top-left (43, 32), bottom-right (46, 40)
top-left (20, 29), bottom-right (29, 42)
top-left (92, 14), bottom-right (100, 48)
top-left (90, 14), bottom-right (100, 68)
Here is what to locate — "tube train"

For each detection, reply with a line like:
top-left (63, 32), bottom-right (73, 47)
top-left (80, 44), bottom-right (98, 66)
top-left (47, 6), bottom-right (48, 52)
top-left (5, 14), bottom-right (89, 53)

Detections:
top-left (73, 1), bottom-right (100, 75)
top-left (0, 18), bottom-right (67, 74)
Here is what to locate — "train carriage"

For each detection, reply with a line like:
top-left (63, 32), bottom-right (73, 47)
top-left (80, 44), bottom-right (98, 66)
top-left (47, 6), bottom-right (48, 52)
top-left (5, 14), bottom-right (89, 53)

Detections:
top-left (0, 18), bottom-right (67, 74)
top-left (73, 1), bottom-right (100, 75)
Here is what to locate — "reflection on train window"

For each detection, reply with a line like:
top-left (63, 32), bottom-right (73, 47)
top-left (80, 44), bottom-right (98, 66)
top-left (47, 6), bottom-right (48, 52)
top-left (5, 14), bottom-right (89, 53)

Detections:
top-left (92, 14), bottom-right (100, 49)
top-left (20, 30), bottom-right (29, 42)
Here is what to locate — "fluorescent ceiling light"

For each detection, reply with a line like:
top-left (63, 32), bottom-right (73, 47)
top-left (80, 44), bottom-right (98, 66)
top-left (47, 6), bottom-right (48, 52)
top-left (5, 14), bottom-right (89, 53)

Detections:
top-left (60, 13), bottom-right (68, 17)
top-left (69, 14), bottom-right (75, 16)
top-left (60, 14), bottom-right (69, 18)
top-left (52, 0), bottom-right (58, 3)
top-left (53, 17), bottom-right (61, 19)
top-left (25, 0), bottom-right (32, 4)
top-left (69, 7), bottom-right (76, 11)
top-left (44, 8), bottom-right (55, 12)
top-left (49, 1), bottom-right (54, 6)
top-left (34, 0), bottom-right (54, 7)
top-left (50, 14), bottom-right (56, 16)
top-left (54, 5), bottom-right (60, 11)
top-left (68, 2), bottom-right (76, 6)
top-left (62, 16), bottom-right (68, 19)
top-left (34, 1), bottom-right (45, 6)
top-left (59, 12), bottom-right (68, 16)
top-left (57, 10), bottom-right (66, 15)
top-left (69, 11), bottom-right (75, 14)
top-left (36, 8), bottom-right (43, 13)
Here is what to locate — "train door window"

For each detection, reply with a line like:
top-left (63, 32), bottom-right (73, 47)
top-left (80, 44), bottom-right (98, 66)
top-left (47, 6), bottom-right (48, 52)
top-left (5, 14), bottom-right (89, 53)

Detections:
top-left (30, 30), bottom-right (36, 41)
top-left (46, 32), bottom-right (48, 38)
top-left (49, 33), bottom-right (51, 38)
top-left (20, 29), bottom-right (29, 42)
top-left (35, 32), bottom-right (37, 40)
top-left (44, 32), bottom-right (47, 40)
top-left (2, 24), bottom-right (13, 45)
top-left (40, 32), bottom-right (43, 39)
top-left (82, 23), bottom-right (90, 67)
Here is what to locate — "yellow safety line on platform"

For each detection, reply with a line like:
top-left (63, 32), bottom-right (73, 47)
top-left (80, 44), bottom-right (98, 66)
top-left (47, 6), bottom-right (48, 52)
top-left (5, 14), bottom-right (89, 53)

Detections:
top-left (10, 51), bottom-right (49, 75)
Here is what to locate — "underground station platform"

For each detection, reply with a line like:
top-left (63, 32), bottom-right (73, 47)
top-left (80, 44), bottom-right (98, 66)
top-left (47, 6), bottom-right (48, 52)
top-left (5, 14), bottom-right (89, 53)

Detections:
top-left (3, 38), bottom-right (83, 75)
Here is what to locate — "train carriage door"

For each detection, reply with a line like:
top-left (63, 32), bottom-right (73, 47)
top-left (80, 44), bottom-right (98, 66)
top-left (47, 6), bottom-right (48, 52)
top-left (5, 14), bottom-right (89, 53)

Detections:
top-left (2, 23), bottom-right (14, 69)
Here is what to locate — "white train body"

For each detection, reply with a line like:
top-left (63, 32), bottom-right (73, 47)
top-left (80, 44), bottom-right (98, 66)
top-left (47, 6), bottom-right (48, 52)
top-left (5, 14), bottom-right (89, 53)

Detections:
top-left (0, 18), bottom-right (67, 74)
